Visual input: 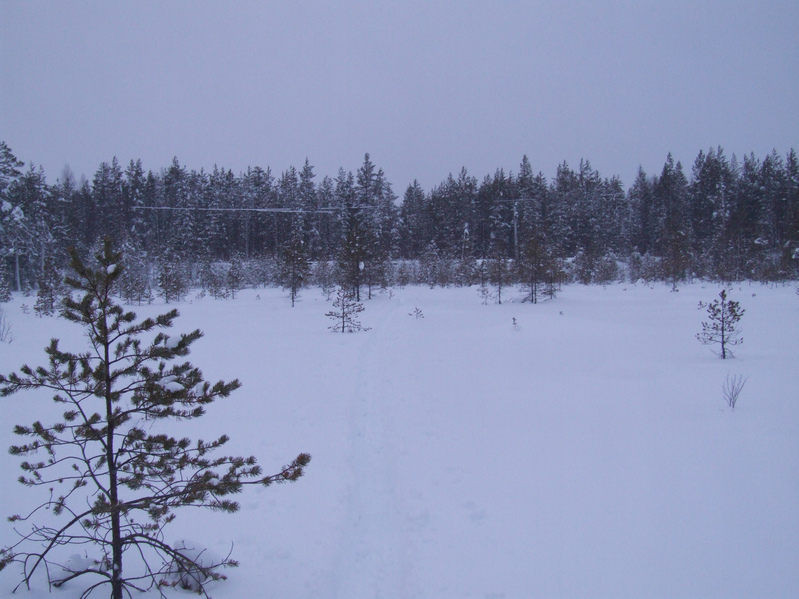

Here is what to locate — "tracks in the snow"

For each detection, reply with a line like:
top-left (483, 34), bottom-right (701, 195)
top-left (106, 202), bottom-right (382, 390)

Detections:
top-left (333, 296), bottom-right (413, 598)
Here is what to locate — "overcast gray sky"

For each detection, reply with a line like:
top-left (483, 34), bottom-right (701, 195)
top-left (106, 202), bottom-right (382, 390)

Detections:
top-left (1, 0), bottom-right (797, 192)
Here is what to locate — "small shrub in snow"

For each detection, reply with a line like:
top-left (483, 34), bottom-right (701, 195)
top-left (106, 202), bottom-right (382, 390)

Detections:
top-left (409, 307), bottom-right (424, 319)
top-left (696, 289), bottom-right (744, 359)
top-left (722, 373), bottom-right (747, 410)
top-left (0, 306), bottom-right (12, 343)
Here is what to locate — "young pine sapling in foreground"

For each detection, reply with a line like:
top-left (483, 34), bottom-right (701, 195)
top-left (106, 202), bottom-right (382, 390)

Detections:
top-left (0, 240), bottom-right (310, 599)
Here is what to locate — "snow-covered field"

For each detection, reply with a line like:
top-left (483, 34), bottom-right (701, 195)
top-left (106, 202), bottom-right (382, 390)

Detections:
top-left (1, 282), bottom-right (797, 599)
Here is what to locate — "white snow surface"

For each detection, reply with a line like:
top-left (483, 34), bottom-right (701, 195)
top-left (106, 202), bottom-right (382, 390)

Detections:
top-left (1, 283), bottom-right (797, 598)
top-left (165, 335), bottom-right (181, 349)
top-left (163, 381), bottom-right (184, 393)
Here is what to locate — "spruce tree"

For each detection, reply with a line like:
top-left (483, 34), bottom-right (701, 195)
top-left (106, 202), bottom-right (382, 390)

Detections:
top-left (0, 240), bottom-right (310, 598)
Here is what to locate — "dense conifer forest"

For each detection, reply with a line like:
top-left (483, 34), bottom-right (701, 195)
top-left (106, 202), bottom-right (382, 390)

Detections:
top-left (1, 141), bottom-right (797, 305)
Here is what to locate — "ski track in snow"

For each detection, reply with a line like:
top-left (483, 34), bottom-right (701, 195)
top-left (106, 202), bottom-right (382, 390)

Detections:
top-left (335, 293), bottom-right (411, 598)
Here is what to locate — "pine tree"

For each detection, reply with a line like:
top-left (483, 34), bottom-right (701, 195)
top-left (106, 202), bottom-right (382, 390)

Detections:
top-left (326, 287), bottom-right (368, 333)
top-left (696, 289), bottom-right (744, 359)
top-left (0, 240), bottom-right (310, 598)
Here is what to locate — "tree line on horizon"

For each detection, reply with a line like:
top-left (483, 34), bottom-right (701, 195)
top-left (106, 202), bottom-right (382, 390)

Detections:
top-left (1, 140), bottom-right (797, 306)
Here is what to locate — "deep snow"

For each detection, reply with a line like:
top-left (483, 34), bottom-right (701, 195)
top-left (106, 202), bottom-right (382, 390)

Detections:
top-left (1, 282), bottom-right (797, 598)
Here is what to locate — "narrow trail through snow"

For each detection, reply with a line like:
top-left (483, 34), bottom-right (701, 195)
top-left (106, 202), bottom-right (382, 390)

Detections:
top-left (333, 295), bottom-right (414, 598)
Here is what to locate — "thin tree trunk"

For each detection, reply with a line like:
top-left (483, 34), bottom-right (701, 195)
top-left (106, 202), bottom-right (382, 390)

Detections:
top-left (14, 253), bottom-right (21, 292)
top-left (721, 309), bottom-right (727, 359)
top-left (103, 313), bottom-right (124, 599)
